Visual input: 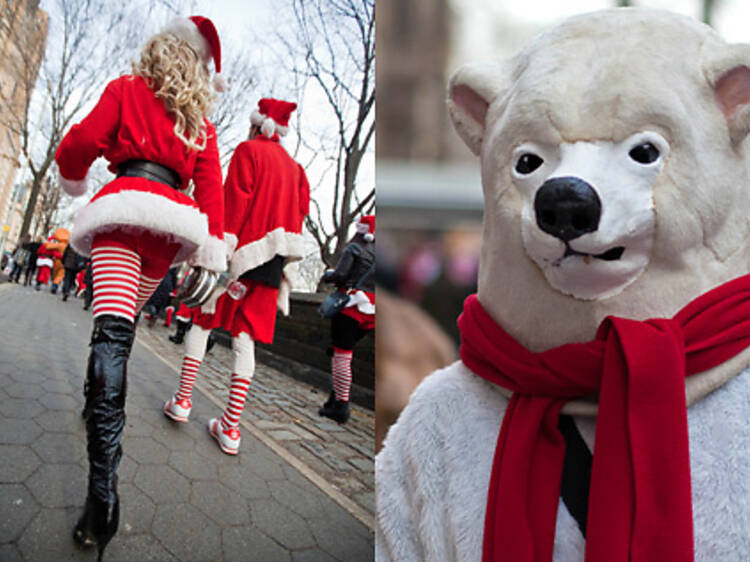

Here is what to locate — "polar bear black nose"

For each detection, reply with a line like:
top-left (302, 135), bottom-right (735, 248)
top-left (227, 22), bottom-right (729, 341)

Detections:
top-left (534, 177), bottom-right (602, 242)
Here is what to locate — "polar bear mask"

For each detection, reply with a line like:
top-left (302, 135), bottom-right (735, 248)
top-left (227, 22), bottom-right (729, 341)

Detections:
top-left (448, 8), bottom-right (750, 354)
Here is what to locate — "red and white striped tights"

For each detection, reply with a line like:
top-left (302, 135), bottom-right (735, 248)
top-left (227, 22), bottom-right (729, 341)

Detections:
top-left (90, 231), bottom-right (179, 323)
top-left (174, 326), bottom-right (256, 430)
top-left (332, 347), bottom-right (353, 402)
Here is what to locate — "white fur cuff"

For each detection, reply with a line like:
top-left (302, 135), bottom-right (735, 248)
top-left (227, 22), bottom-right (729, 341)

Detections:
top-left (59, 173), bottom-right (88, 197)
top-left (224, 233), bottom-right (238, 258)
top-left (188, 235), bottom-right (227, 272)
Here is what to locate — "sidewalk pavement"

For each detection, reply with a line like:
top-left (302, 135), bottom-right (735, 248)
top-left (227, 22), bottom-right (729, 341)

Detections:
top-left (0, 281), bottom-right (374, 561)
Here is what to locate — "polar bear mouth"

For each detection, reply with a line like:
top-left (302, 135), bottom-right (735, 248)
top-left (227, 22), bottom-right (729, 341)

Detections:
top-left (561, 244), bottom-right (625, 263)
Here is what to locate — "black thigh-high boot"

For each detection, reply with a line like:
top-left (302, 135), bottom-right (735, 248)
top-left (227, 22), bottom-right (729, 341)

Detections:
top-left (169, 319), bottom-right (189, 344)
top-left (74, 314), bottom-right (134, 560)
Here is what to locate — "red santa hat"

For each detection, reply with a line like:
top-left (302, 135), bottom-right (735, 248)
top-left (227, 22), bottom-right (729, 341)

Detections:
top-left (163, 16), bottom-right (227, 92)
top-left (250, 98), bottom-right (297, 138)
top-left (355, 215), bottom-right (375, 242)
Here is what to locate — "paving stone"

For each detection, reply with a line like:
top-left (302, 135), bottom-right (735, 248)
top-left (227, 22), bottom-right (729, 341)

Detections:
top-left (0, 418), bottom-right (42, 445)
top-left (152, 503), bottom-right (221, 561)
top-left (0, 397), bottom-right (45, 419)
top-left (26, 463), bottom-right (87, 508)
top-left (0, 444), bottom-right (42, 482)
top-left (42, 379), bottom-right (76, 394)
top-left (150, 421), bottom-right (201, 451)
top-left (269, 429), bottom-right (303, 441)
top-left (5, 382), bottom-right (44, 399)
top-left (168, 450), bottom-right (218, 480)
top-left (125, 436), bottom-right (170, 464)
top-left (16, 506), bottom-right (85, 561)
top-left (38, 392), bottom-right (78, 410)
top-left (222, 525), bottom-right (291, 562)
top-left (35, 409), bottom-right (85, 432)
top-left (292, 548), bottom-right (339, 562)
top-left (31, 432), bottom-right (85, 464)
top-left (190, 480), bottom-right (250, 526)
top-left (268, 480), bottom-right (324, 520)
top-left (117, 453), bottom-right (138, 483)
top-left (104, 533), bottom-right (179, 562)
top-left (125, 413), bottom-right (156, 437)
top-left (308, 514), bottom-right (374, 561)
top-left (354, 491), bottom-right (375, 514)
top-left (250, 499), bottom-right (316, 550)
top-left (119, 482), bottom-right (156, 535)
top-left (8, 371), bottom-right (46, 385)
top-left (0, 544), bottom-right (22, 562)
top-left (0, 484), bottom-right (40, 542)
top-left (348, 457), bottom-right (374, 472)
top-left (134, 464), bottom-right (189, 504)
top-left (218, 464), bottom-right (272, 500)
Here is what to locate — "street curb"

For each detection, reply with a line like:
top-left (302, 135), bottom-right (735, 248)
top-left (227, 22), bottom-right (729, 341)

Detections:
top-left (135, 335), bottom-right (376, 532)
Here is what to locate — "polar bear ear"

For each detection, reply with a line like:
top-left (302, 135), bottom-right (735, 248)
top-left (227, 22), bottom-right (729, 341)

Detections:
top-left (447, 62), bottom-right (511, 156)
top-left (705, 44), bottom-right (750, 144)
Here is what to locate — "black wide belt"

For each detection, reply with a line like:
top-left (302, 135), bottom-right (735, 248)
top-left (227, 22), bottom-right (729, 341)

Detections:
top-left (116, 160), bottom-right (181, 189)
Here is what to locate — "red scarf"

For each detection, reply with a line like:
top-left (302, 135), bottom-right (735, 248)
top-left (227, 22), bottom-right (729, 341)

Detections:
top-left (458, 274), bottom-right (750, 561)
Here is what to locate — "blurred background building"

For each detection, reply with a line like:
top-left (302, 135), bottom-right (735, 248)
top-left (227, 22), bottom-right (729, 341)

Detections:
top-left (0, 0), bottom-right (48, 252)
top-left (375, 0), bottom-right (750, 445)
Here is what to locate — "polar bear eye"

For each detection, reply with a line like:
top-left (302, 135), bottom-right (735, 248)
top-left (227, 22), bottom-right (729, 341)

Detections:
top-left (628, 142), bottom-right (660, 164)
top-left (515, 153), bottom-right (544, 174)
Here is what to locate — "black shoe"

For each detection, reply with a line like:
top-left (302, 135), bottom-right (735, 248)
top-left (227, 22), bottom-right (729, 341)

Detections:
top-left (62, 293), bottom-right (69, 302)
top-left (169, 320), bottom-right (188, 344)
top-left (73, 494), bottom-right (119, 560)
top-left (318, 397), bottom-right (350, 424)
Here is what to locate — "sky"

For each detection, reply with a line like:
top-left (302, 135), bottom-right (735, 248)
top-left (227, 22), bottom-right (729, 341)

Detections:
top-left (449, 0), bottom-right (750, 69)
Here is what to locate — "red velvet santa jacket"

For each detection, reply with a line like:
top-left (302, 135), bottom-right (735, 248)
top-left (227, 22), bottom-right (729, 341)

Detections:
top-left (54, 75), bottom-right (225, 270)
top-left (222, 136), bottom-right (310, 315)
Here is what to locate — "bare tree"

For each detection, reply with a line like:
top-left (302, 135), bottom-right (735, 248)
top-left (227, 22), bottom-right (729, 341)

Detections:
top-left (271, 0), bottom-right (375, 268)
top-left (36, 175), bottom-right (62, 237)
top-left (0, 0), bottom-right (148, 241)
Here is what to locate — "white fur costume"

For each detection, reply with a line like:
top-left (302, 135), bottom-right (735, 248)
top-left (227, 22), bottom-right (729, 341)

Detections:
top-left (377, 8), bottom-right (750, 561)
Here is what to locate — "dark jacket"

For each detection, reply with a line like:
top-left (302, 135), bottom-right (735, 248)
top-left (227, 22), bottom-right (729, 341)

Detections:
top-left (322, 240), bottom-right (375, 292)
top-left (62, 245), bottom-right (87, 271)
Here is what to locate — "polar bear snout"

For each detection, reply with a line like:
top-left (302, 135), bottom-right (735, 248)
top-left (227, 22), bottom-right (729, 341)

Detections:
top-left (534, 177), bottom-right (601, 242)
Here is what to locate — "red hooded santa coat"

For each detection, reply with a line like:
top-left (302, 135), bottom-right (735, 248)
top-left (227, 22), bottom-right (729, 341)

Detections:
top-left (54, 75), bottom-right (225, 269)
top-left (222, 135), bottom-right (310, 314)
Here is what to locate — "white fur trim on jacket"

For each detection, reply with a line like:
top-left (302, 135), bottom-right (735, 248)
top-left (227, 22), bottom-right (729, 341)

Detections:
top-left (59, 173), bottom-right (88, 197)
top-left (70, 190), bottom-right (209, 264)
top-left (224, 232), bottom-right (238, 258)
top-left (163, 17), bottom-right (210, 64)
top-left (187, 234), bottom-right (227, 272)
top-left (228, 227), bottom-right (305, 279)
top-left (345, 289), bottom-right (375, 315)
top-left (277, 260), bottom-right (300, 316)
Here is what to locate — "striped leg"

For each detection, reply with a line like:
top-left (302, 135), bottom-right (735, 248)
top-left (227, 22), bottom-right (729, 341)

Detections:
top-left (175, 357), bottom-right (201, 402)
top-left (134, 275), bottom-right (161, 314)
top-left (90, 246), bottom-right (141, 322)
top-left (220, 374), bottom-right (252, 429)
top-left (332, 348), bottom-right (354, 402)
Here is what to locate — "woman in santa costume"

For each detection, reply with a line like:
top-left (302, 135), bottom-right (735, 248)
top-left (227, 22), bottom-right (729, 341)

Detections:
top-left (55, 16), bottom-right (226, 558)
top-left (163, 98), bottom-right (310, 455)
top-left (318, 216), bottom-right (376, 423)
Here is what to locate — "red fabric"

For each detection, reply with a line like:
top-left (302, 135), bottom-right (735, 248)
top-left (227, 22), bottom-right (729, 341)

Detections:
top-left (340, 290), bottom-right (375, 330)
top-left (55, 75), bottom-right (224, 238)
top-left (193, 279), bottom-right (278, 343)
top-left (224, 137), bottom-right (309, 268)
top-left (257, 98), bottom-right (297, 129)
top-left (458, 275), bottom-right (750, 562)
top-left (189, 16), bottom-right (222, 72)
top-left (36, 266), bottom-right (51, 284)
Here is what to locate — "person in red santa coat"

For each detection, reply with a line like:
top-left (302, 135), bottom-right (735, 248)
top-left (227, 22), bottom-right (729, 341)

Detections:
top-left (318, 215), bottom-right (376, 423)
top-left (163, 98), bottom-right (310, 455)
top-left (34, 237), bottom-right (56, 290)
top-left (54, 16), bottom-right (226, 557)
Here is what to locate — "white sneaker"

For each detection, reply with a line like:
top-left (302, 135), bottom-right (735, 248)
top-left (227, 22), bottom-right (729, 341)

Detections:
top-left (208, 417), bottom-right (240, 455)
top-left (163, 395), bottom-right (191, 423)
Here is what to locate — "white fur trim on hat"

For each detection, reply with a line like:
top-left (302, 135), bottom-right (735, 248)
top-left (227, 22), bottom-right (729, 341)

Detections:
top-left (250, 109), bottom-right (289, 138)
top-left (70, 190), bottom-right (209, 264)
top-left (355, 222), bottom-right (369, 234)
top-left (163, 17), bottom-right (210, 63)
top-left (59, 172), bottom-right (88, 197)
top-left (187, 234), bottom-right (227, 272)
top-left (228, 227), bottom-right (306, 279)
top-left (213, 74), bottom-right (228, 93)
top-left (364, 232), bottom-right (374, 242)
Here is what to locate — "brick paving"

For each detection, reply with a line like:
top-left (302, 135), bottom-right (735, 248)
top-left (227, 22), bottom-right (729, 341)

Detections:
top-left (0, 281), bottom-right (374, 561)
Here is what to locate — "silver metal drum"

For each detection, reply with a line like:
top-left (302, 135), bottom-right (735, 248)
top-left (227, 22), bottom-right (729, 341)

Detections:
top-left (175, 267), bottom-right (231, 308)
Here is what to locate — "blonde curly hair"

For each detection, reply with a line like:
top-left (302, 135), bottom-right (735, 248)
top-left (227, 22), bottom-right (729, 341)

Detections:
top-left (132, 32), bottom-right (214, 151)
